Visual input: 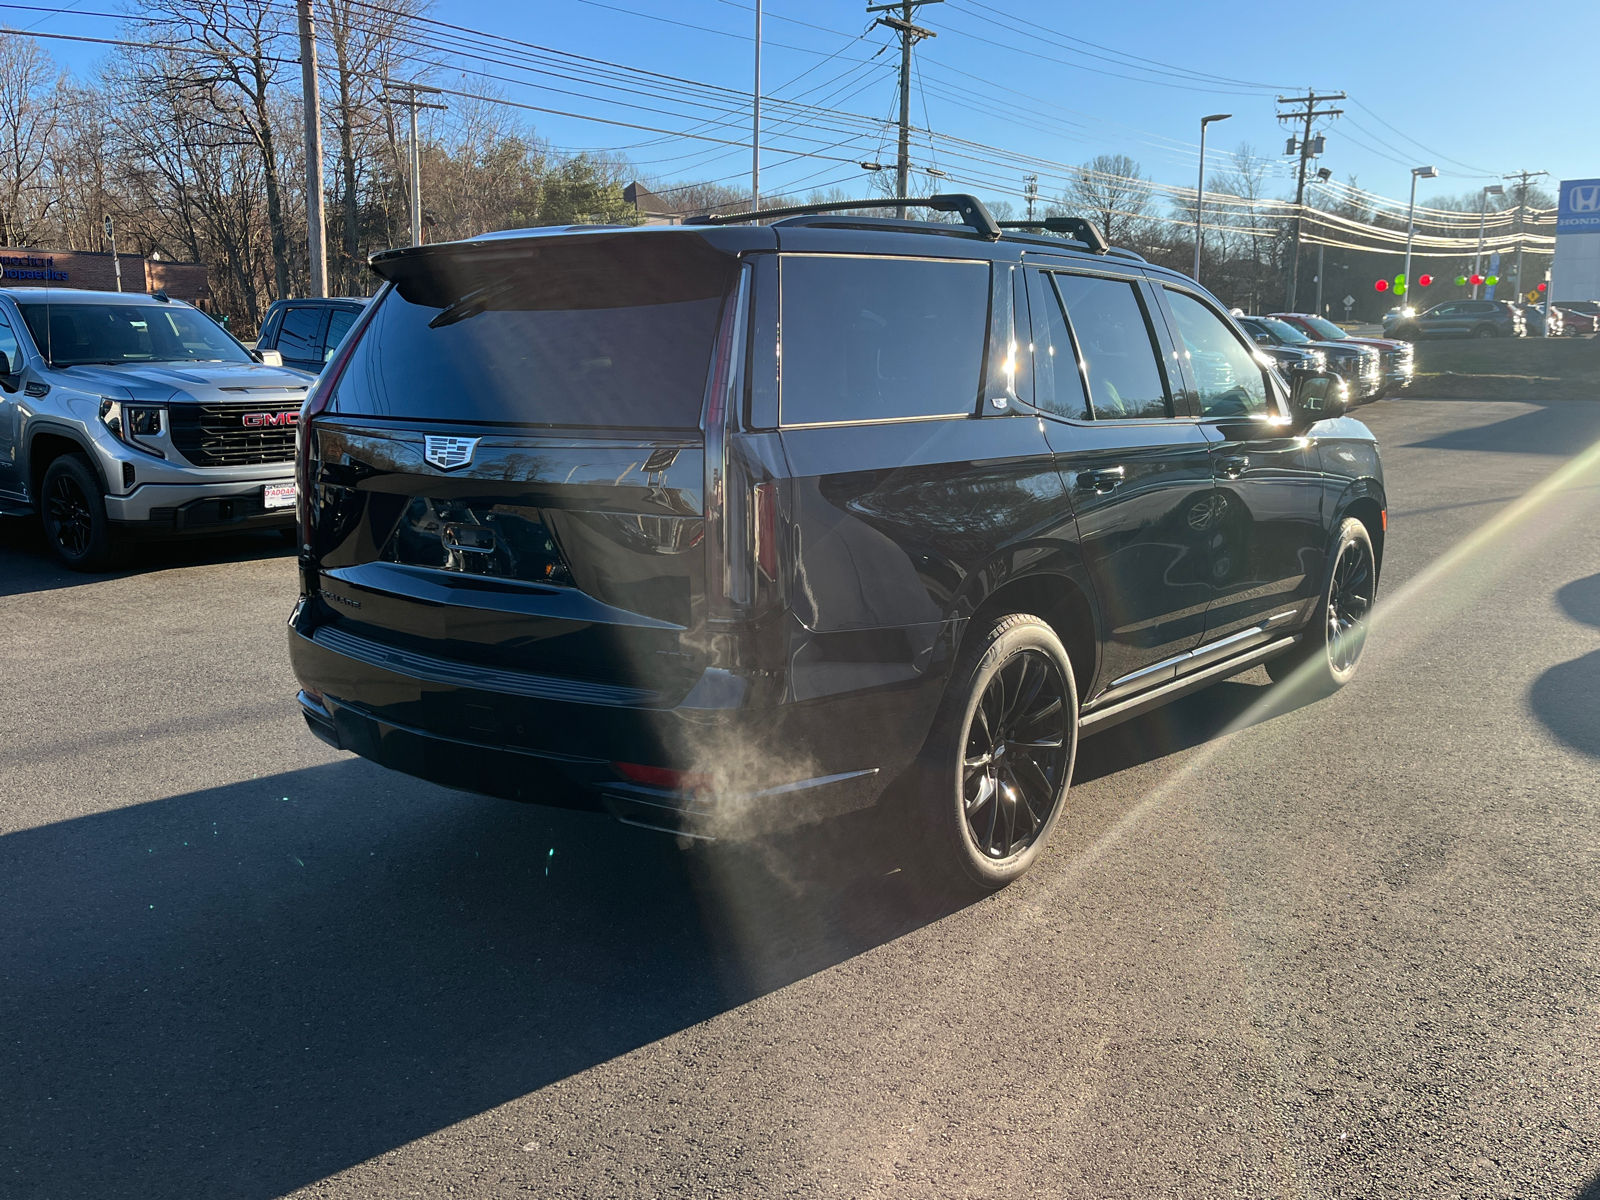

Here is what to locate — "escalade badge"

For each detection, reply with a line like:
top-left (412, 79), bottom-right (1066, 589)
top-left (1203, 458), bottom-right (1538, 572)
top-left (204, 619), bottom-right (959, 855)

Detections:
top-left (424, 435), bottom-right (480, 471)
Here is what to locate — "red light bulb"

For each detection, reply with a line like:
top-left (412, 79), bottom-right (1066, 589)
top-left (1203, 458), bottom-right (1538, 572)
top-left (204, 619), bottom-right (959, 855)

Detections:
top-left (1470, 274), bottom-right (1483, 286)
top-left (1418, 274), bottom-right (1432, 287)
top-left (1537, 282), bottom-right (1547, 292)
top-left (1375, 279), bottom-right (1389, 292)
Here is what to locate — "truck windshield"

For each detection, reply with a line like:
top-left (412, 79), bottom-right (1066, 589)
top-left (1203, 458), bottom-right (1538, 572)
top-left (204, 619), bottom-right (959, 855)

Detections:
top-left (18, 302), bottom-right (250, 367)
top-left (1297, 315), bottom-right (1350, 341)
top-left (1256, 317), bottom-right (1312, 344)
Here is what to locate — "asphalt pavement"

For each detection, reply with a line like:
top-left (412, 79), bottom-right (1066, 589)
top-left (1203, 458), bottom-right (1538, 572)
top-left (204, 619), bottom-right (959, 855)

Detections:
top-left (3, 395), bottom-right (1599, 1199)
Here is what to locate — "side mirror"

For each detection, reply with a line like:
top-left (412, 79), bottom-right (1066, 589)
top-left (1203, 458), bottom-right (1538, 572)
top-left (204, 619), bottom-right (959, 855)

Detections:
top-left (252, 348), bottom-right (284, 367)
top-left (1289, 368), bottom-right (1347, 429)
top-left (1253, 332), bottom-right (1272, 345)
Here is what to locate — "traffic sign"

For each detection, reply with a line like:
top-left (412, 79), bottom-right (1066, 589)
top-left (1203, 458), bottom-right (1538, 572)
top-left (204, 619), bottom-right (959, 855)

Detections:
top-left (1343, 294), bottom-right (1355, 306)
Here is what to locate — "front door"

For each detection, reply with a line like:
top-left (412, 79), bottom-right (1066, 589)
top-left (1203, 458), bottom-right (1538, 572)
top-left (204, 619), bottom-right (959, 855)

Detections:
top-left (1156, 286), bottom-right (1327, 649)
top-left (1021, 263), bottom-right (1213, 704)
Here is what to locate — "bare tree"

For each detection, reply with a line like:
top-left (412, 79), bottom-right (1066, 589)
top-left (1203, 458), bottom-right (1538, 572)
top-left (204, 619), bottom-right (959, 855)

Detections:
top-left (0, 35), bottom-right (66, 246)
top-left (1062, 153), bottom-right (1152, 247)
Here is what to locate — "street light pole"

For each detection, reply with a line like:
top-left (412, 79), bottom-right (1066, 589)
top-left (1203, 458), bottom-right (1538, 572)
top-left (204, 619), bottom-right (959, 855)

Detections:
top-left (1472, 184), bottom-right (1503, 299)
top-left (1403, 165), bottom-right (1438, 309)
top-left (751, 0), bottom-right (761, 212)
top-left (297, 0), bottom-right (327, 297)
top-left (1192, 113), bottom-right (1231, 284)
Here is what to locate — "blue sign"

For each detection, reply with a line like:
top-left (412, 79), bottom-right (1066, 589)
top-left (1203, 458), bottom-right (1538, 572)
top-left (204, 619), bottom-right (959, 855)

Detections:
top-left (0, 253), bottom-right (67, 281)
top-left (1556, 179), bottom-right (1600, 235)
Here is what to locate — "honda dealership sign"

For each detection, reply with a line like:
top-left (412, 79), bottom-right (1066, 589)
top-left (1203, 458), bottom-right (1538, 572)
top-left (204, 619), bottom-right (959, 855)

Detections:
top-left (1551, 178), bottom-right (1600, 301)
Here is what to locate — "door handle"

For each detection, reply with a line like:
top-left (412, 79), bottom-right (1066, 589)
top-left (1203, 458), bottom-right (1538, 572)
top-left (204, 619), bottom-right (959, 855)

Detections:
top-left (1215, 455), bottom-right (1248, 480)
top-left (1077, 466), bottom-right (1125, 494)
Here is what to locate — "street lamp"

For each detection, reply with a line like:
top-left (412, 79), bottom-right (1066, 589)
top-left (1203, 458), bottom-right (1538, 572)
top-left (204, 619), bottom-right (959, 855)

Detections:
top-left (1472, 184), bottom-right (1503, 299)
top-left (1403, 165), bottom-right (1438, 312)
top-left (1313, 166), bottom-right (1332, 315)
top-left (1192, 112), bottom-right (1231, 284)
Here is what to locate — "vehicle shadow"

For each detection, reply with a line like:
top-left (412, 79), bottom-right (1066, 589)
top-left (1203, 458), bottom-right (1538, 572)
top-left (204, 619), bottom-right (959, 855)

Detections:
top-left (1528, 572), bottom-right (1600, 759)
top-left (0, 514), bottom-right (293, 598)
top-left (0, 758), bottom-right (960, 1200)
top-left (1402, 397), bottom-right (1600, 457)
top-left (1576, 1172), bottom-right (1600, 1200)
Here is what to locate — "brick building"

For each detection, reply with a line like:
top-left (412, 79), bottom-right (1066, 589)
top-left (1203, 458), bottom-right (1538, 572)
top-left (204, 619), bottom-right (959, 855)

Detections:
top-left (0, 248), bottom-right (209, 304)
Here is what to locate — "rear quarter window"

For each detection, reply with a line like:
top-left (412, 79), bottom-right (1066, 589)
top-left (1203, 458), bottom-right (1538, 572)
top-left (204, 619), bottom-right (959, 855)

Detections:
top-left (778, 255), bottom-right (989, 426)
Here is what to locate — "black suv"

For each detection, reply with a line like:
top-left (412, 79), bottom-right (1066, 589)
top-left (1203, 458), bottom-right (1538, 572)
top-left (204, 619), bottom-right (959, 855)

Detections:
top-left (287, 197), bottom-right (1384, 890)
top-left (253, 297), bottom-right (369, 374)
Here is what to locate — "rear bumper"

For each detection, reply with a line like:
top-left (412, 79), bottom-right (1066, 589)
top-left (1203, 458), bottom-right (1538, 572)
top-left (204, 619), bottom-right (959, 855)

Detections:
top-left (289, 621), bottom-right (937, 837)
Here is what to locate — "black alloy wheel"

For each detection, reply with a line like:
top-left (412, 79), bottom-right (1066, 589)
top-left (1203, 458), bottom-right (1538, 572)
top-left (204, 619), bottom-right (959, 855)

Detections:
top-left (46, 471), bottom-right (94, 558)
top-left (1266, 516), bottom-right (1377, 692)
top-left (1326, 535), bottom-right (1375, 674)
top-left (910, 612), bottom-right (1079, 892)
top-left (962, 649), bottom-right (1071, 861)
top-left (40, 453), bottom-right (122, 572)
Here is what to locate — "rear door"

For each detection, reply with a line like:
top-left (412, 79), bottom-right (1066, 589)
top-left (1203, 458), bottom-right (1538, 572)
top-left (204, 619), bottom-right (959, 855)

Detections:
top-left (773, 247), bottom-right (1070, 722)
top-left (1155, 284), bottom-right (1325, 649)
top-left (1021, 259), bottom-right (1213, 704)
top-left (299, 233), bottom-right (743, 758)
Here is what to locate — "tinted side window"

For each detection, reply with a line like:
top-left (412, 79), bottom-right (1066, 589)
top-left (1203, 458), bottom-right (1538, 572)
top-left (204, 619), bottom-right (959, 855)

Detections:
top-left (780, 255), bottom-right (989, 425)
top-left (277, 306), bottom-right (323, 358)
top-left (0, 315), bottom-right (20, 373)
top-left (1025, 269), bottom-right (1089, 420)
top-left (324, 308), bottom-right (358, 362)
top-left (1163, 290), bottom-right (1269, 417)
top-left (1050, 273), bottom-right (1171, 420)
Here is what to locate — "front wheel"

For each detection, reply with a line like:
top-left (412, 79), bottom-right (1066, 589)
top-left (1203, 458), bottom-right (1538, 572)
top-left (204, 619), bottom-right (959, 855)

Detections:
top-left (1266, 517), bottom-right (1377, 692)
top-left (41, 454), bottom-right (124, 572)
top-left (1472, 324), bottom-right (1498, 339)
top-left (913, 613), bottom-right (1078, 892)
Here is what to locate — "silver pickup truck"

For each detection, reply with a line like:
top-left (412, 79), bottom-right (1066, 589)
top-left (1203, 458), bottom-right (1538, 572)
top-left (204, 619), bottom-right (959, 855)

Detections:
top-left (0, 288), bottom-right (316, 570)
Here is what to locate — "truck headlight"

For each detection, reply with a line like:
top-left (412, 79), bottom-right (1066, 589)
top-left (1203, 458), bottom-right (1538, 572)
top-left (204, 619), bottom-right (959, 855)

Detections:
top-left (99, 398), bottom-right (165, 454)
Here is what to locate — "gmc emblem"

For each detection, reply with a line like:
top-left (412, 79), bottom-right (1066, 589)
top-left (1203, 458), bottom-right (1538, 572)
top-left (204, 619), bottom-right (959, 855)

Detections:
top-left (242, 411), bottom-right (298, 427)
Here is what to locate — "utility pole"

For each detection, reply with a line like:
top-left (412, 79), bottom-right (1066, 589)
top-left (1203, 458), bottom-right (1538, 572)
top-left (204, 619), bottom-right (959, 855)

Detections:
top-left (297, 0), bottom-right (327, 297)
top-left (376, 81), bottom-right (445, 247)
top-left (1472, 184), bottom-right (1503, 299)
top-left (867, 0), bottom-right (940, 219)
top-left (1276, 89), bottom-right (1344, 311)
top-left (103, 214), bottom-right (121, 292)
top-left (1503, 169), bottom-right (1548, 300)
top-left (751, 0), bottom-right (761, 212)
top-left (1024, 174), bottom-right (1038, 222)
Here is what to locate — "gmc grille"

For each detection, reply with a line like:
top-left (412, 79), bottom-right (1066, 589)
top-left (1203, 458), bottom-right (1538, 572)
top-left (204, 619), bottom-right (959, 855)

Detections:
top-left (169, 402), bottom-right (297, 466)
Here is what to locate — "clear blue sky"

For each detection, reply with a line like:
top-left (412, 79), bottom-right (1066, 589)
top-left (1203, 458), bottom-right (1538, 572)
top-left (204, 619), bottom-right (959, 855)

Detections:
top-left (25, 0), bottom-right (1600, 209)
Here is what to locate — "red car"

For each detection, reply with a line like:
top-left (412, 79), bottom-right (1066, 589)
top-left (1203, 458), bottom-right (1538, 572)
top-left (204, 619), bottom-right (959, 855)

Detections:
top-left (1553, 305), bottom-right (1599, 336)
top-left (1269, 312), bottom-right (1414, 398)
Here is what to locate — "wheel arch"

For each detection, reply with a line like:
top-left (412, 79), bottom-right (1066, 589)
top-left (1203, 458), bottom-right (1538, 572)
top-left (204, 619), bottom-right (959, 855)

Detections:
top-left (1336, 488), bottom-right (1386, 579)
top-left (956, 568), bottom-right (1100, 703)
top-left (27, 424), bottom-right (105, 497)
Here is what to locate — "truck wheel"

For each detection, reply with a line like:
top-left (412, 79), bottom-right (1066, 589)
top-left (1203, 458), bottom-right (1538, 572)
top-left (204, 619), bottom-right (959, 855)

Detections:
top-left (913, 613), bottom-right (1078, 892)
top-left (41, 454), bottom-right (124, 572)
top-left (1266, 517), bottom-right (1377, 694)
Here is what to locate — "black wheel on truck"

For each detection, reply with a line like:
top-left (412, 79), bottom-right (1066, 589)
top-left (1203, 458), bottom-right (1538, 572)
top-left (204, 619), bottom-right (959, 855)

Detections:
top-left (912, 613), bottom-right (1079, 893)
top-left (41, 453), bottom-right (125, 572)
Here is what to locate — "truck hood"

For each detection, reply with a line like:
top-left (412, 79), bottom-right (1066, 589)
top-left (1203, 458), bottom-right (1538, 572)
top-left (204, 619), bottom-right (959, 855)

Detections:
top-left (1302, 340), bottom-right (1372, 360)
top-left (49, 360), bottom-right (316, 404)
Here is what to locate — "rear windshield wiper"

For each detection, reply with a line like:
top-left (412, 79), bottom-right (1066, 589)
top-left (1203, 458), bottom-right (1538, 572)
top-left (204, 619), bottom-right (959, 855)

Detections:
top-left (428, 281), bottom-right (518, 329)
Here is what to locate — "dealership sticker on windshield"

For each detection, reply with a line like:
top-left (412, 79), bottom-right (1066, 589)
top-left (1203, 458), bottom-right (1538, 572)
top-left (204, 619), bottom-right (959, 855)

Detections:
top-left (264, 483), bottom-right (297, 509)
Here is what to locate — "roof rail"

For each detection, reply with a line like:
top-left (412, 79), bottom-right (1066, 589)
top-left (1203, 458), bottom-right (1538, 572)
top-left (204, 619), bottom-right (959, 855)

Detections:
top-left (685, 193), bottom-right (1001, 241)
top-left (997, 216), bottom-right (1110, 255)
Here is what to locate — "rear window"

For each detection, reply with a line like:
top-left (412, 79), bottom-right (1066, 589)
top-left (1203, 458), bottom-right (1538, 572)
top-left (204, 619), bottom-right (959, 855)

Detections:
top-left (333, 235), bottom-right (736, 428)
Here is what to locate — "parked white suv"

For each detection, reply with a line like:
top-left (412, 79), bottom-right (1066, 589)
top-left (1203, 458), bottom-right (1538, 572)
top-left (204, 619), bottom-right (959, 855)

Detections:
top-left (0, 288), bottom-right (316, 570)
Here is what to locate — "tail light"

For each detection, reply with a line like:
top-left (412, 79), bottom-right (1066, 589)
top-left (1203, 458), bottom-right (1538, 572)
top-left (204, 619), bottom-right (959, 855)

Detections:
top-left (753, 480), bottom-right (778, 582)
top-left (704, 265), bottom-right (748, 619)
top-left (296, 290), bottom-right (386, 553)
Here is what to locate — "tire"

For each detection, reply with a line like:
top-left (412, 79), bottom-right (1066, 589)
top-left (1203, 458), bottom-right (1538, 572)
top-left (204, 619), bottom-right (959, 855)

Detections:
top-left (41, 453), bottom-right (124, 572)
top-left (1472, 324), bottom-right (1498, 339)
top-left (910, 613), bottom-right (1079, 892)
top-left (1393, 324), bottom-right (1419, 342)
top-left (1266, 517), bottom-right (1377, 693)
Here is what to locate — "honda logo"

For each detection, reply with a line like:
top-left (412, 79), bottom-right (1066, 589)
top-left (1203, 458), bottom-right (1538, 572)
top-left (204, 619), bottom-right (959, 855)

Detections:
top-left (1570, 185), bottom-right (1600, 213)
top-left (424, 435), bottom-right (480, 471)
top-left (242, 411), bottom-right (297, 427)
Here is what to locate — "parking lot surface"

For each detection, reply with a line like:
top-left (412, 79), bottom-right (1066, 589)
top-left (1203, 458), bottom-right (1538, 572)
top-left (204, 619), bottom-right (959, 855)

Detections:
top-left (4, 396), bottom-right (1599, 1199)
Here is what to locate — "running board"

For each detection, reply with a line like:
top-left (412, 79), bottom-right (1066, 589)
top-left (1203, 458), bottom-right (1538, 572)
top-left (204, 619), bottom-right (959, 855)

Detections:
top-left (1078, 633), bottom-right (1301, 734)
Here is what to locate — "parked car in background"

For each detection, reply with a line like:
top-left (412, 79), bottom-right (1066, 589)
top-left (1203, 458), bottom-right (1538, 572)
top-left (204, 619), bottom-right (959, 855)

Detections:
top-left (1521, 303), bottom-right (1563, 338)
top-left (287, 201), bottom-right (1381, 891)
top-left (1383, 299), bottom-right (1525, 340)
top-left (253, 297), bottom-right (370, 374)
top-left (1551, 304), bottom-right (1599, 336)
top-left (0, 288), bottom-right (315, 569)
top-left (1236, 316), bottom-right (1382, 401)
top-left (1557, 300), bottom-right (1600, 320)
top-left (1269, 311), bottom-right (1414, 398)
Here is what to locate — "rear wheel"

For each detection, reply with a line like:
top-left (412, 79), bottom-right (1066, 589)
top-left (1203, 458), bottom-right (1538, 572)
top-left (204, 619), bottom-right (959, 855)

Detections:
top-left (41, 454), bottom-right (124, 572)
top-left (1266, 517), bottom-right (1376, 693)
top-left (912, 613), bottom-right (1078, 892)
top-left (1472, 324), bottom-right (1498, 339)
